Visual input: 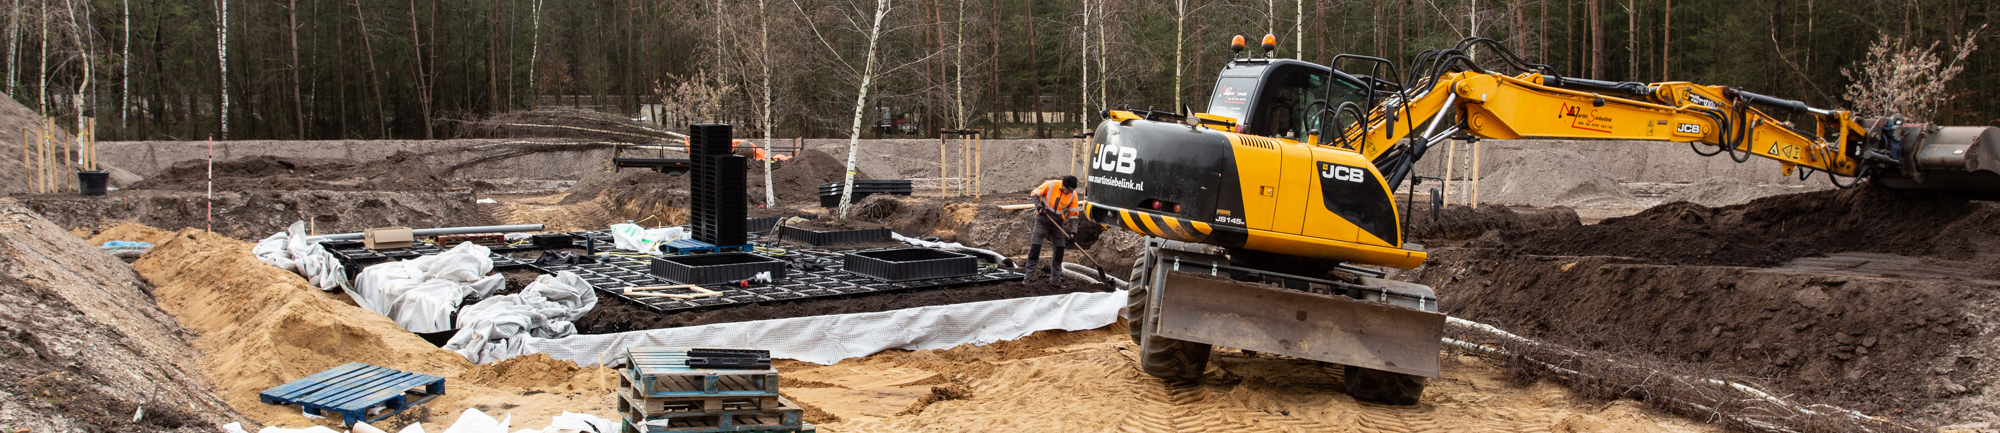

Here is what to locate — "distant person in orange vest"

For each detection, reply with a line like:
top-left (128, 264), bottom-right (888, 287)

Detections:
top-left (1026, 175), bottom-right (1082, 283)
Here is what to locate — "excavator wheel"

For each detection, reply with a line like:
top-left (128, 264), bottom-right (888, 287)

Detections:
top-left (1343, 365), bottom-right (1427, 405)
top-left (1125, 247), bottom-right (1212, 382)
top-left (1123, 250), bottom-right (1152, 345)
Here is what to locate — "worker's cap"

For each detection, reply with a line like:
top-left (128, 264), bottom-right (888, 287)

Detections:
top-left (1062, 175), bottom-right (1078, 189)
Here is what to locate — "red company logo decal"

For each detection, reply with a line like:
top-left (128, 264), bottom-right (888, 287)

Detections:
top-left (1559, 103), bottom-right (1614, 133)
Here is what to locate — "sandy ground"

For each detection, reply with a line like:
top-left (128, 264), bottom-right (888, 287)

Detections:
top-left (778, 326), bottom-right (1722, 433)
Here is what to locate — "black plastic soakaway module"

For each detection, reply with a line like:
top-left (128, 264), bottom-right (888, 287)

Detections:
top-left (843, 248), bottom-right (979, 282)
top-left (649, 253), bottom-right (787, 285)
top-left (779, 225), bottom-right (891, 246)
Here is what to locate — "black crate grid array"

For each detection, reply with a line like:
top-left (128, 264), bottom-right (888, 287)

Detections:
top-left (535, 237), bottom-right (1021, 313)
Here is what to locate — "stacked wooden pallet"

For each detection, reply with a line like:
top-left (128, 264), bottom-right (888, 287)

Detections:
top-left (618, 347), bottom-right (813, 433)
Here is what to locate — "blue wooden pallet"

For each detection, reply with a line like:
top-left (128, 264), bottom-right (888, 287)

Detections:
top-left (259, 363), bottom-right (446, 427)
top-left (663, 240), bottom-right (753, 255)
top-left (624, 347), bottom-right (779, 399)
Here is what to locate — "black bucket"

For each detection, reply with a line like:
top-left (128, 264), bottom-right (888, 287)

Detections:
top-left (76, 170), bottom-right (109, 196)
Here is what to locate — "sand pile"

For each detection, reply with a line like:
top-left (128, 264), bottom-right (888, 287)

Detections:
top-left (0, 199), bottom-right (241, 432)
top-left (85, 221), bottom-right (179, 245)
top-left (777, 326), bottom-right (1722, 432)
top-left (132, 227), bottom-right (615, 429)
top-left (1475, 148), bottom-right (1638, 207)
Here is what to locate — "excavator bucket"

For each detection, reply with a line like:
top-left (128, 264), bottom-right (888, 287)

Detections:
top-left (1151, 269), bottom-right (1446, 378)
top-left (1876, 125), bottom-right (2000, 196)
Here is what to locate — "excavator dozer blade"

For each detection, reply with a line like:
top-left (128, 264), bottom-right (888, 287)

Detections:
top-left (1153, 272), bottom-right (1446, 378)
top-left (1877, 125), bottom-right (2000, 196)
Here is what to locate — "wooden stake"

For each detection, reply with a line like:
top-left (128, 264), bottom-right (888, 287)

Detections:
top-left (1442, 141), bottom-right (1456, 206)
top-left (938, 134), bottom-right (947, 196)
top-left (61, 118), bottom-right (71, 192)
top-left (1470, 141), bottom-right (1482, 208)
top-left (623, 285), bottom-right (721, 299)
top-left (974, 134), bottom-right (981, 201)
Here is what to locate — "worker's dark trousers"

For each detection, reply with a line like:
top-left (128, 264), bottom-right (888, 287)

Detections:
top-left (1025, 219), bottom-right (1065, 281)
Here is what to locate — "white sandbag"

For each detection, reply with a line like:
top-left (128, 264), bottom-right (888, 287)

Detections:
top-left (609, 224), bottom-right (687, 254)
top-left (460, 290), bottom-right (1124, 365)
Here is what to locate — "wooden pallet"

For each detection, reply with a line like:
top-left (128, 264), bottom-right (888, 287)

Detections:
top-left (258, 362), bottom-right (446, 427)
top-left (617, 391), bottom-right (802, 427)
top-left (624, 348), bottom-right (779, 399)
top-left (620, 415), bottom-right (814, 433)
top-left (618, 383), bottom-right (783, 415)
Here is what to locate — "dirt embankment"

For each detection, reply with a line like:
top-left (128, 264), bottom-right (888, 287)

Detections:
top-left (32, 189), bottom-right (491, 239)
top-left (130, 153), bottom-right (462, 192)
top-left (1505, 187), bottom-right (2000, 268)
top-left (1395, 186), bottom-right (2000, 427)
top-left (0, 199), bottom-right (242, 432)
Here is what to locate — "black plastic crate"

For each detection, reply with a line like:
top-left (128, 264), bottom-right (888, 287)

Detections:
top-left (746, 217), bottom-right (785, 233)
top-left (649, 253), bottom-right (787, 285)
top-left (843, 248), bottom-right (978, 282)
top-left (779, 225), bottom-right (890, 245)
top-left (532, 233), bottom-right (574, 249)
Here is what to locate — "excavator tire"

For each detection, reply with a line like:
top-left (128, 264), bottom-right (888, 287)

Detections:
top-left (1343, 365), bottom-right (1426, 405)
top-left (1123, 250), bottom-right (1152, 345)
top-left (1125, 247), bottom-right (1212, 382)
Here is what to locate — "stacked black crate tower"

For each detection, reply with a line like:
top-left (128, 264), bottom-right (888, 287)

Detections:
top-left (688, 124), bottom-right (747, 247)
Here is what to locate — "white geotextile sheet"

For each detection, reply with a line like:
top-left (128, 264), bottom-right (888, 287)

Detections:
top-left (254, 221), bottom-right (349, 292)
top-left (444, 272), bottom-right (599, 363)
top-left (351, 242), bottom-right (504, 333)
top-left (466, 290), bottom-right (1126, 365)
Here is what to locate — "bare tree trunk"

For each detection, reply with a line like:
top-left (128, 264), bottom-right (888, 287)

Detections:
top-left (953, 0), bottom-right (964, 129)
top-left (289, 0), bottom-right (304, 139)
top-left (988, 0), bottom-right (999, 136)
top-left (1173, 0), bottom-right (1183, 109)
top-left (67, 0), bottom-right (86, 150)
top-left (1627, 0), bottom-right (1635, 81)
top-left (7, 0), bottom-right (17, 96)
top-left (1027, 0), bottom-right (1043, 139)
top-left (1095, 0), bottom-right (1104, 110)
top-left (121, 0), bottom-right (127, 127)
top-left (214, 0), bottom-right (227, 138)
top-left (1078, 0), bottom-right (1089, 132)
top-left (1589, 0), bottom-right (1602, 79)
top-left (1293, 0), bottom-right (1301, 58)
top-left (528, 0), bottom-right (541, 108)
top-left (1662, 0), bottom-right (1669, 80)
top-left (406, 0), bottom-right (432, 138)
top-left (839, 0), bottom-right (893, 218)
top-left (353, 0), bottom-right (386, 137)
top-left (759, 0), bottom-right (774, 207)
top-left (41, 0), bottom-right (49, 114)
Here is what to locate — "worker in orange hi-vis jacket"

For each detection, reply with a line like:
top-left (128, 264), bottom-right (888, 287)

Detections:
top-left (1025, 175), bottom-right (1082, 284)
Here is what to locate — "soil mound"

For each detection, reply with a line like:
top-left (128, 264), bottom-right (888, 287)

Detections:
top-left (26, 189), bottom-right (491, 239)
top-left (85, 222), bottom-right (178, 245)
top-left (131, 152), bottom-right (457, 192)
top-left (1476, 148), bottom-right (1639, 207)
top-left (0, 199), bottom-right (242, 432)
top-left (1401, 201), bottom-right (1582, 243)
top-left (766, 149), bottom-right (872, 204)
top-left (1509, 186), bottom-right (2000, 267)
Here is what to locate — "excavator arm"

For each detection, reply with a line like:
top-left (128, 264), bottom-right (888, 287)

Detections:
top-left (1312, 38), bottom-right (1997, 195)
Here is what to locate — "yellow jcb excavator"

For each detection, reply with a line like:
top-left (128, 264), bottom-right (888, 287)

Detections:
top-left (1090, 35), bottom-right (1999, 405)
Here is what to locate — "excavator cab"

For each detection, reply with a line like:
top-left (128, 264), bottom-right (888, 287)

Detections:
top-left (1208, 59), bottom-right (1373, 142)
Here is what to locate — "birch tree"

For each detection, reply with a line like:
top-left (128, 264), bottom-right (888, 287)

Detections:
top-left (795, 0), bottom-right (897, 218)
top-left (216, 0), bottom-right (228, 138)
top-left (7, 0), bottom-right (17, 95)
top-left (759, 0), bottom-right (775, 207)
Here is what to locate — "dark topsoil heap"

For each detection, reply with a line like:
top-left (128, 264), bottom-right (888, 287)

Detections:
top-left (1403, 186), bottom-right (2000, 425)
top-left (131, 153), bottom-right (460, 192)
top-left (1501, 186), bottom-right (2000, 267)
